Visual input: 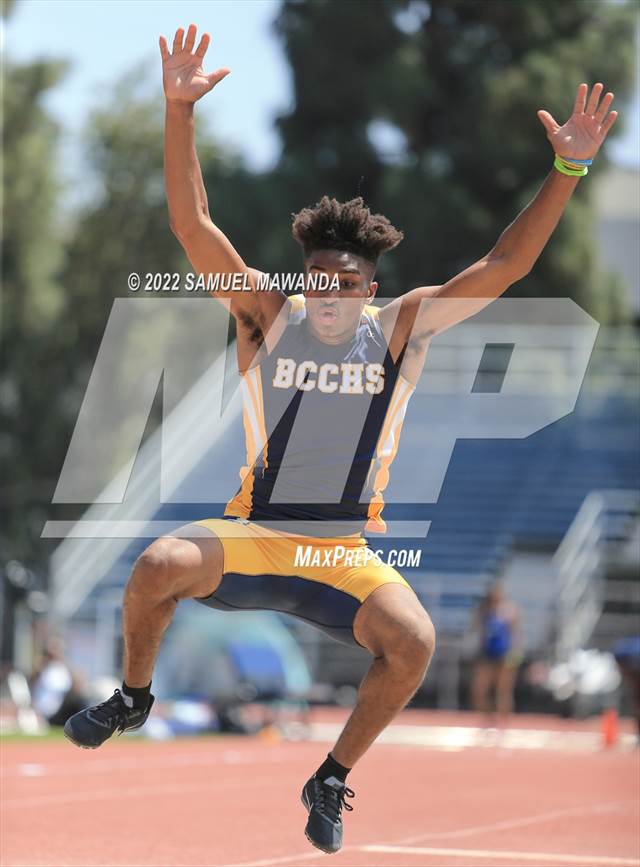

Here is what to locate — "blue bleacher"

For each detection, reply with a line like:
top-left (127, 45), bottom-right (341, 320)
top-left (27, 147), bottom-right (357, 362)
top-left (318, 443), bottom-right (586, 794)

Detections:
top-left (374, 393), bottom-right (639, 579)
top-left (93, 394), bottom-right (638, 607)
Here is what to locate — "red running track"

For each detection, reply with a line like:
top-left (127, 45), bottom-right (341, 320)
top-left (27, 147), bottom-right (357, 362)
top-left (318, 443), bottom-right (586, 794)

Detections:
top-left (2, 709), bottom-right (639, 867)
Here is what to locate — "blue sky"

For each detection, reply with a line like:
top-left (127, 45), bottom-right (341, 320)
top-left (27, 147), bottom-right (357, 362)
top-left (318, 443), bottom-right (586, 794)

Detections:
top-left (5, 0), bottom-right (291, 173)
top-left (4, 0), bottom-right (639, 186)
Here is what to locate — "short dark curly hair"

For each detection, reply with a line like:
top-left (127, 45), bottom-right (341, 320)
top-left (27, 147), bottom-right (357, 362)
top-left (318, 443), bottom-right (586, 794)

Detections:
top-left (291, 196), bottom-right (403, 265)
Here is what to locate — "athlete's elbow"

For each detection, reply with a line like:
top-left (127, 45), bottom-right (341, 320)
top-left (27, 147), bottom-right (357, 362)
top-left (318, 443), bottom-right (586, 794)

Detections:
top-left (485, 245), bottom-right (530, 283)
top-left (169, 217), bottom-right (183, 240)
top-left (511, 262), bottom-right (535, 281)
top-left (500, 254), bottom-right (535, 283)
top-left (169, 215), bottom-right (207, 245)
top-left (168, 211), bottom-right (188, 240)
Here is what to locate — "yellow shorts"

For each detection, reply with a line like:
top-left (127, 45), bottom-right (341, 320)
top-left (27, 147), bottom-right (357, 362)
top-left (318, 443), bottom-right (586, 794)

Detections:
top-left (192, 517), bottom-right (413, 646)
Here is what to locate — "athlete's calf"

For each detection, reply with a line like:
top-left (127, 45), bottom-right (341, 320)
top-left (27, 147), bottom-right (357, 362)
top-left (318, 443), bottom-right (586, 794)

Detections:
top-left (123, 530), bottom-right (223, 687)
top-left (63, 525), bottom-right (223, 749)
top-left (330, 584), bottom-right (436, 769)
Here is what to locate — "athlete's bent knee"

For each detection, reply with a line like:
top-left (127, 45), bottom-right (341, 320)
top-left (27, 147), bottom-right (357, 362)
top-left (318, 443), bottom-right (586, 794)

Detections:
top-left (386, 618), bottom-right (436, 680)
top-left (127, 539), bottom-right (176, 601)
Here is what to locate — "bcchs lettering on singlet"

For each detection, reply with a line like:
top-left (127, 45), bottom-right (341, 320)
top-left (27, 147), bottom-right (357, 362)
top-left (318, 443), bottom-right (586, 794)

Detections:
top-left (225, 295), bottom-right (415, 535)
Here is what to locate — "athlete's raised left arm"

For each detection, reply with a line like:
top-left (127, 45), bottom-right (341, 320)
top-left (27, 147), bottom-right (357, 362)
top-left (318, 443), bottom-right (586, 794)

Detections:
top-left (381, 83), bottom-right (618, 342)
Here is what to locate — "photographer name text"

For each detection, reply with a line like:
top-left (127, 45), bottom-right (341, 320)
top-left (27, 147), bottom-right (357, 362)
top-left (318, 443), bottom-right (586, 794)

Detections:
top-left (127, 272), bottom-right (342, 293)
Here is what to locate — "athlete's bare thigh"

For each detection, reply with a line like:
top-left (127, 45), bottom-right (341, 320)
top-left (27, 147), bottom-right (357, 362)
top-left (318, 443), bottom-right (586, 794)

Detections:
top-left (141, 522), bottom-right (224, 601)
top-left (353, 583), bottom-right (435, 657)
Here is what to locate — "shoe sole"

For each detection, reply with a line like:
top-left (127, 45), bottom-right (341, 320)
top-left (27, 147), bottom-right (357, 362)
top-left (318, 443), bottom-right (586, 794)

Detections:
top-left (303, 828), bottom-right (339, 855)
top-left (63, 726), bottom-right (102, 750)
top-left (63, 715), bottom-right (148, 750)
top-left (300, 792), bottom-right (341, 855)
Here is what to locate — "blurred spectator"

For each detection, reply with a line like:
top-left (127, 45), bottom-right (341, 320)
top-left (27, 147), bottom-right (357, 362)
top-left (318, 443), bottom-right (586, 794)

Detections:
top-left (30, 639), bottom-right (87, 726)
top-left (470, 581), bottom-right (523, 724)
top-left (612, 635), bottom-right (640, 742)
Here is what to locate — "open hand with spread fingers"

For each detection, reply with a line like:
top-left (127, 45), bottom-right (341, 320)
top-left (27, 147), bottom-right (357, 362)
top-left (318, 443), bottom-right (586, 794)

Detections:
top-left (537, 83), bottom-right (617, 162)
top-left (159, 24), bottom-right (230, 104)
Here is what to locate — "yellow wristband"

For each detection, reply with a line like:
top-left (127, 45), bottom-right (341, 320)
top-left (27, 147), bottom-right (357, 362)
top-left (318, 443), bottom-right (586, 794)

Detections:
top-left (553, 155), bottom-right (588, 177)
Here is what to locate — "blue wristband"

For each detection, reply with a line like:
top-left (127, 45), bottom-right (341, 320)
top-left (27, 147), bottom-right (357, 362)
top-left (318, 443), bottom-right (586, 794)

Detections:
top-left (557, 155), bottom-right (593, 165)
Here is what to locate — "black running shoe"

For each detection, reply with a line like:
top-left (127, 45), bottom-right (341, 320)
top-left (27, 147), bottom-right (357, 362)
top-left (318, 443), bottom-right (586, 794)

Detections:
top-left (301, 775), bottom-right (355, 854)
top-left (64, 688), bottom-right (154, 749)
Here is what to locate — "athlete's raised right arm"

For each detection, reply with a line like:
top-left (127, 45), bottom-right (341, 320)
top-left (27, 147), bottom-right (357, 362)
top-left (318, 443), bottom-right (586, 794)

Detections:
top-left (160, 25), bottom-right (287, 332)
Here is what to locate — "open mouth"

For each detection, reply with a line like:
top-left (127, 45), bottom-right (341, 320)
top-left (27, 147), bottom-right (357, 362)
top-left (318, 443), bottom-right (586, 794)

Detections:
top-left (318, 305), bottom-right (338, 323)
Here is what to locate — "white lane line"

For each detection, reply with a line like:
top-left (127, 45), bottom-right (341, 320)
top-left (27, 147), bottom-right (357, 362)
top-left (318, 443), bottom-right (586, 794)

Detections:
top-left (226, 803), bottom-right (639, 867)
top-left (393, 799), bottom-right (634, 845)
top-left (306, 722), bottom-right (637, 753)
top-left (1, 777), bottom-right (274, 809)
top-left (361, 844), bottom-right (640, 866)
top-left (17, 763), bottom-right (46, 777)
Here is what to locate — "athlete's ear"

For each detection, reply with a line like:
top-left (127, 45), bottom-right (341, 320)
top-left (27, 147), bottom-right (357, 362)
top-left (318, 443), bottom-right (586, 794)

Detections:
top-left (367, 281), bottom-right (378, 300)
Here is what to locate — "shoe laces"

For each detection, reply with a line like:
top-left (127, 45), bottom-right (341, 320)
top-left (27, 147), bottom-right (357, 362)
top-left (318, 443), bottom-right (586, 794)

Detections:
top-left (91, 689), bottom-right (130, 732)
top-left (315, 778), bottom-right (355, 824)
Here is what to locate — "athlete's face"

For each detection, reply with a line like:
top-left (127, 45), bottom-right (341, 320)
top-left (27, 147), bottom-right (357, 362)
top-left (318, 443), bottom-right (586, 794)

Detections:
top-left (303, 249), bottom-right (378, 344)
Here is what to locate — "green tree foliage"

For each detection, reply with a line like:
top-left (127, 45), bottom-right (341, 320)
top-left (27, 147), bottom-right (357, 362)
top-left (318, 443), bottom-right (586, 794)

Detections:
top-left (59, 69), bottom-right (182, 363)
top-left (1, 54), bottom-right (70, 568)
top-left (270, 0), bottom-right (635, 318)
top-left (1, 0), bottom-right (17, 19)
top-left (1, 0), bottom-right (636, 575)
top-left (1, 56), bottom-right (252, 569)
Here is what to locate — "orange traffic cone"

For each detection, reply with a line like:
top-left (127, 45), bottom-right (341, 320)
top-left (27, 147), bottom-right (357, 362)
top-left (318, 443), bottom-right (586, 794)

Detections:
top-left (602, 707), bottom-right (619, 748)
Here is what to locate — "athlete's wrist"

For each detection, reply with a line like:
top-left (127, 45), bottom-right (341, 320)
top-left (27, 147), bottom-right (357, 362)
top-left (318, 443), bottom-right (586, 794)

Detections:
top-left (165, 98), bottom-right (196, 114)
top-left (553, 154), bottom-right (591, 178)
top-left (548, 167), bottom-right (580, 189)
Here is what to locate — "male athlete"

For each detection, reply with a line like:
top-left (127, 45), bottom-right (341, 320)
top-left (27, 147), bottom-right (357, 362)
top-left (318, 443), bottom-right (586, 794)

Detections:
top-left (65, 25), bottom-right (618, 854)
